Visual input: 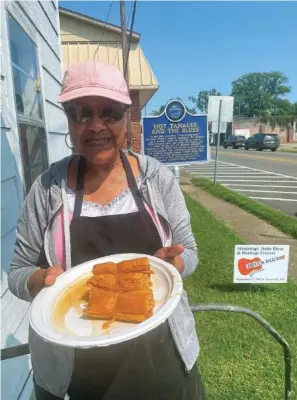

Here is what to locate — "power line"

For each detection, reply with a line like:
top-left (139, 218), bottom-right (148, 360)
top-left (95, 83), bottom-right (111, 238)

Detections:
top-left (93, 0), bottom-right (114, 60)
top-left (120, 0), bottom-right (137, 150)
top-left (124, 0), bottom-right (137, 79)
top-left (127, 1), bottom-right (133, 28)
top-left (120, 1), bottom-right (131, 150)
top-left (111, 1), bottom-right (136, 71)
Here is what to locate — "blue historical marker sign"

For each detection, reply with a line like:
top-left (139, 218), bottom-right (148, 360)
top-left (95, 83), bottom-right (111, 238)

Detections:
top-left (142, 100), bottom-right (209, 165)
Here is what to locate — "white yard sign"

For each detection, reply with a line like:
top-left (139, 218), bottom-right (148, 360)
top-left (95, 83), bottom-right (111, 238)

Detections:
top-left (208, 96), bottom-right (234, 123)
top-left (234, 245), bottom-right (290, 283)
top-left (211, 121), bottom-right (227, 134)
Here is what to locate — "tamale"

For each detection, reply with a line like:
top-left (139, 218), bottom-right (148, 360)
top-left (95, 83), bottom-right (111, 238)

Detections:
top-left (115, 290), bottom-right (154, 317)
top-left (84, 289), bottom-right (154, 323)
top-left (93, 262), bottom-right (117, 275)
top-left (85, 257), bottom-right (155, 325)
top-left (87, 274), bottom-right (117, 291)
top-left (85, 290), bottom-right (119, 319)
top-left (87, 272), bottom-right (151, 292)
top-left (117, 273), bottom-right (151, 291)
top-left (92, 258), bottom-right (152, 276)
top-left (117, 258), bottom-right (151, 274)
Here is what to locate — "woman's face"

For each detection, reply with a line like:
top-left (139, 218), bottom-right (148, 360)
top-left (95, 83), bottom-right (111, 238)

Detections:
top-left (65, 96), bottom-right (127, 165)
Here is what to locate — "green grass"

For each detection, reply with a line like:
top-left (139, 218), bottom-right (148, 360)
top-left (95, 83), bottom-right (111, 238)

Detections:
top-left (192, 177), bottom-right (297, 239)
top-left (185, 194), bottom-right (297, 399)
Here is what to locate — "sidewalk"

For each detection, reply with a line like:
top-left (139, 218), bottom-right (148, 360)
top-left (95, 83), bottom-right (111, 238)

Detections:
top-left (279, 142), bottom-right (297, 152)
top-left (181, 172), bottom-right (297, 280)
top-left (280, 142), bottom-right (297, 149)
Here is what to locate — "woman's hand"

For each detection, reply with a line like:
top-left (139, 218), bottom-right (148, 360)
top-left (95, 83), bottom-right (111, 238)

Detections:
top-left (27, 265), bottom-right (64, 298)
top-left (154, 244), bottom-right (185, 274)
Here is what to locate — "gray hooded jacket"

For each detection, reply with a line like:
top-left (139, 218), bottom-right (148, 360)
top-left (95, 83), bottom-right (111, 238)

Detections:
top-left (8, 152), bottom-right (199, 398)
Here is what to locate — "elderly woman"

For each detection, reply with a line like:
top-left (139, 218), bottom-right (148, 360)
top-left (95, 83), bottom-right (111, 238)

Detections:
top-left (8, 60), bottom-right (204, 400)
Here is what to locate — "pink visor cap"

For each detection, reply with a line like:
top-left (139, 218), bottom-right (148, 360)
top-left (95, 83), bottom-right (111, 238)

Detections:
top-left (58, 60), bottom-right (132, 106)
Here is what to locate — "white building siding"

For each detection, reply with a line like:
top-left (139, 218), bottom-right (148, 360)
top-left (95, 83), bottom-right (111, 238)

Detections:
top-left (1, 1), bottom-right (70, 398)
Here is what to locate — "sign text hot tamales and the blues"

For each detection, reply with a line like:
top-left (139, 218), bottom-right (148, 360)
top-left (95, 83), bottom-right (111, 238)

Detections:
top-left (142, 100), bottom-right (209, 165)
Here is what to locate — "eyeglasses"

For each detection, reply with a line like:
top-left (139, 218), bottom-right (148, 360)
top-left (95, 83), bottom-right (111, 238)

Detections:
top-left (64, 103), bottom-right (128, 124)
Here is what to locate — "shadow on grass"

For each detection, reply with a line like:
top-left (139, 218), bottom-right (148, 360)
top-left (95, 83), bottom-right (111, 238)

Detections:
top-left (209, 283), bottom-right (275, 293)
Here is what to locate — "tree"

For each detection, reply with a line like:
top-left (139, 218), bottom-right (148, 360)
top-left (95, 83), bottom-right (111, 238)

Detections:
top-left (189, 89), bottom-right (222, 113)
top-left (260, 99), bottom-right (296, 128)
top-left (151, 105), bottom-right (166, 116)
top-left (151, 97), bottom-right (196, 116)
top-left (231, 72), bottom-right (291, 118)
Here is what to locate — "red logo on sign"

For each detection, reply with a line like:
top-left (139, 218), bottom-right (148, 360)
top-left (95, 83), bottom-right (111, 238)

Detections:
top-left (238, 257), bottom-right (263, 276)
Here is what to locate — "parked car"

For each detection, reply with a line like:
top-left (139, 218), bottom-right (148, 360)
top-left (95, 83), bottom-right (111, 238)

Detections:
top-left (223, 135), bottom-right (246, 149)
top-left (244, 133), bottom-right (280, 152)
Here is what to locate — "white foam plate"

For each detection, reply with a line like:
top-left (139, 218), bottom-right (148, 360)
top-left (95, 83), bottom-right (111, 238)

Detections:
top-left (29, 253), bottom-right (183, 348)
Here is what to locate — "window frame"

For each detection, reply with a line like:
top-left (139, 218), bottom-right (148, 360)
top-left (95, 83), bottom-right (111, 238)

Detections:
top-left (252, 134), bottom-right (263, 140)
top-left (7, 12), bottom-right (49, 194)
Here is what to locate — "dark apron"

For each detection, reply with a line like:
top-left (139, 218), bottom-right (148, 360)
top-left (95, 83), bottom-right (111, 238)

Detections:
top-left (34, 151), bottom-right (205, 400)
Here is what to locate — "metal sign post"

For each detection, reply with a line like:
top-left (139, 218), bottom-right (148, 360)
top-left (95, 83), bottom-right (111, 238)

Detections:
top-left (208, 95), bottom-right (234, 185)
top-left (213, 99), bottom-right (223, 184)
top-left (174, 165), bottom-right (180, 183)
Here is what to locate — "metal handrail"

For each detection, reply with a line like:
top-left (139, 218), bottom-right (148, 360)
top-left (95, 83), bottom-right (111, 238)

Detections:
top-left (1, 304), bottom-right (292, 399)
top-left (1, 343), bottom-right (30, 361)
top-left (190, 304), bottom-right (292, 400)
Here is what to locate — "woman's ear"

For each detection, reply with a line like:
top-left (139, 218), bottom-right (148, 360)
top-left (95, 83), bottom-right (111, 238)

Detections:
top-left (65, 133), bottom-right (75, 151)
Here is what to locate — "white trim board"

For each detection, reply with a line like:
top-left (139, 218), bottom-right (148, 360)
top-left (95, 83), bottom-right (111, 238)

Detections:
top-left (249, 197), bottom-right (297, 202)
top-left (223, 184), bottom-right (297, 188)
top-left (218, 161), bottom-right (297, 180)
top-left (234, 190), bottom-right (297, 194)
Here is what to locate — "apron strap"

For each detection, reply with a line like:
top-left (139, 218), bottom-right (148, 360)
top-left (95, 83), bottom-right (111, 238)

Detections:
top-left (120, 150), bottom-right (160, 247)
top-left (120, 150), bottom-right (146, 213)
top-left (73, 156), bottom-right (85, 218)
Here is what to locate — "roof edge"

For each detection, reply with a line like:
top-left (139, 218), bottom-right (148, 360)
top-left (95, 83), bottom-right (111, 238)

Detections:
top-left (59, 7), bottom-right (140, 41)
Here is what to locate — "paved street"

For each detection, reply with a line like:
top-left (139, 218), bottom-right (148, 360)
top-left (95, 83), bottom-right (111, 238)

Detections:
top-left (212, 147), bottom-right (297, 177)
top-left (184, 147), bottom-right (297, 217)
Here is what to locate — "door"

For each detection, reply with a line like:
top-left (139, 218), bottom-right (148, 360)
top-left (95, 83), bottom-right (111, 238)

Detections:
top-left (247, 134), bottom-right (256, 148)
top-left (249, 134), bottom-right (261, 149)
top-left (254, 133), bottom-right (264, 149)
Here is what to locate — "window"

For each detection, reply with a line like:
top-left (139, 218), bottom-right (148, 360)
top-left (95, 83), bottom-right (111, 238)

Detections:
top-left (264, 134), bottom-right (279, 141)
top-left (18, 124), bottom-right (48, 189)
top-left (8, 15), bottom-right (48, 193)
top-left (13, 67), bottom-right (43, 120)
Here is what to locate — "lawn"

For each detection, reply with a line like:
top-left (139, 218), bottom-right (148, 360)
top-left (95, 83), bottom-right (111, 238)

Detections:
top-left (192, 177), bottom-right (297, 239)
top-left (184, 194), bottom-right (297, 400)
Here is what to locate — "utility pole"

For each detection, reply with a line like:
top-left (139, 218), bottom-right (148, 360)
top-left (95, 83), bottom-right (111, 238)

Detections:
top-left (120, 1), bottom-right (132, 150)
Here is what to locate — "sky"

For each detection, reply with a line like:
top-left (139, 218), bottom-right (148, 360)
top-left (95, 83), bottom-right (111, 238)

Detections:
top-left (59, 1), bottom-right (297, 115)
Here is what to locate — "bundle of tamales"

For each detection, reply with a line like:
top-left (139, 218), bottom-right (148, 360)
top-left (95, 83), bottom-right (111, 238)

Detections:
top-left (83, 257), bottom-right (155, 323)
